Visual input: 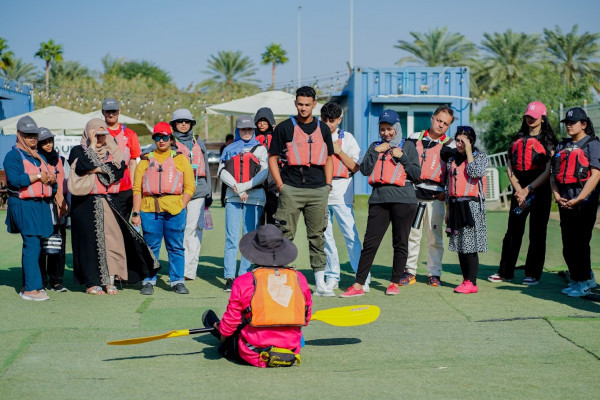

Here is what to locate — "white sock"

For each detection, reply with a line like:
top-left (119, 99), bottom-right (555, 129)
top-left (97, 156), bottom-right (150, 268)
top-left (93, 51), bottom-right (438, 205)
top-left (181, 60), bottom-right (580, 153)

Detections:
top-left (314, 270), bottom-right (325, 286)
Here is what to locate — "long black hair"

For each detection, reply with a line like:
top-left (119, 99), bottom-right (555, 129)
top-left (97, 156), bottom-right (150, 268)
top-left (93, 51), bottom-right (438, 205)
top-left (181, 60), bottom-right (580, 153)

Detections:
top-left (516, 115), bottom-right (558, 151)
top-left (582, 117), bottom-right (596, 138)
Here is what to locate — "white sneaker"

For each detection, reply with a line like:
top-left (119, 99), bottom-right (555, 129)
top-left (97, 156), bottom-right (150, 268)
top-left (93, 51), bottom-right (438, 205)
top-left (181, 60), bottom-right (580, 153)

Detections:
top-left (567, 281), bottom-right (591, 297)
top-left (561, 282), bottom-right (576, 294)
top-left (325, 280), bottom-right (339, 291)
top-left (19, 291), bottom-right (49, 301)
top-left (313, 283), bottom-right (335, 297)
top-left (363, 283), bottom-right (370, 293)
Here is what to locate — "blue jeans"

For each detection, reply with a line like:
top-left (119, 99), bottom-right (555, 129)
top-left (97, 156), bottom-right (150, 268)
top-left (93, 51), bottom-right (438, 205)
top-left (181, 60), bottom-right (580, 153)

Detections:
top-left (224, 202), bottom-right (263, 278)
top-left (141, 210), bottom-right (186, 286)
top-left (22, 234), bottom-right (43, 291)
top-left (324, 204), bottom-right (367, 283)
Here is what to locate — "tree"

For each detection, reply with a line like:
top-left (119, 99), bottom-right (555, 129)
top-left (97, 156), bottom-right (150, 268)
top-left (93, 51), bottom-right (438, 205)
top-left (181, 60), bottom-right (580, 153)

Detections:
top-left (35, 39), bottom-right (63, 92)
top-left (0, 37), bottom-right (14, 71)
top-left (543, 25), bottom-right (600, 91)
top-left (50, 60), bottom-right (92, 84)
top-left (261, 43), bottom-right (288, 89)
top-left (0, 58), bottom-right (37, 82)
top-left (199, 50), bottom-right (259, 94)
top-left (478, 30), bottom-right (540, 94)
top-left (101, 54), bottom-right (125, 77)
top-left (395, 27), bottom-right (477, 66)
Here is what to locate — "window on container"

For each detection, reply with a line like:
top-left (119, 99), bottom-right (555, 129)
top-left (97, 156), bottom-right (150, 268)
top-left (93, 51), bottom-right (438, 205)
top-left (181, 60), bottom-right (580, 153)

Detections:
top-left (414, 112), bottom-right (432, 133)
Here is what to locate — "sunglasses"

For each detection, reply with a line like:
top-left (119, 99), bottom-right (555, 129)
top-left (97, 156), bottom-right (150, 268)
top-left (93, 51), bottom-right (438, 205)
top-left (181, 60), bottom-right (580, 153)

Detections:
top-left (153, 135), bottom-right (172, 142)
top-left (174, 120), bottom-right (191, 124)
top-left (564, 120), bottom-right (581, 126)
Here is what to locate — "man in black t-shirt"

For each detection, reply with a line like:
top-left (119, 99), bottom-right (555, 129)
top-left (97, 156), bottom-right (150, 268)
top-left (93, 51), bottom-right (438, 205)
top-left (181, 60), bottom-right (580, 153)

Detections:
top-left (268, 86), bottom-right (335, 296)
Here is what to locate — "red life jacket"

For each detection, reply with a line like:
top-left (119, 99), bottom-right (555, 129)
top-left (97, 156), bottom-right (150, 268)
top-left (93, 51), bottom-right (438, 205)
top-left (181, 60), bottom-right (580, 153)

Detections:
top-left (114, 126), bottom-right (131, 165)
top-left (415, 130), bottom-right (451, 184)
top-left (14, 147), bottom-right (53, 199)
top-left (286, 117), bottom-right (328, 167)
top-left (224, 146), bottom-right (262, 184)
top-left (448, 155), bottom-right (486, 198)
top-left (552, 136), bottom-right (597, 186)
top-left (255, 134), bottom-right (272, 150)
top-left (368, 140), bottom-right (407, 187)
top-left (510, 136), bottom-right (547, 172)
top-left (332, 129), bottom-right (351, 179)
top-left (90, 154), bottom-right (121, 195)
top-left (247, 267), bottom-right (307, 328)
top-left (142, 151), bottom-right (184, 196)
top-left (175, 139), bottom-right (206, 180)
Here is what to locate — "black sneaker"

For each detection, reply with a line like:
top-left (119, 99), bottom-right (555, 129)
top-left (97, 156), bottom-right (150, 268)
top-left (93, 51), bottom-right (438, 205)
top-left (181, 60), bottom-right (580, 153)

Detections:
top-left (140, 283), bottom-right (154, 295)
top-left (173, 283), bottom-right (189, 294)
top-left (50, 284), bottom-right (68, 292)
top-left (202, 310), bottom-right (222, 338)
top-left (224, 278), bottom-right (234, 292)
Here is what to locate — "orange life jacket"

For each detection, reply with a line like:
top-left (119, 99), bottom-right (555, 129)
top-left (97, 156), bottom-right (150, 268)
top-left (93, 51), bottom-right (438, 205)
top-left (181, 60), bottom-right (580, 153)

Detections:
top-left (415, 130), bottom-right (451, 184)
top-left (448, 155), bottom-right (486, 198)
top-left (14, 147), bottom-right (53, 199)
top-left (248, 267), bottom-right (307, 328)
top-left (175, 139), bottom-right (206, 180)
top-left (142, 151), bottom-right (184, 196)
top-left (90, 153), bottom-right (121, 195)
top-left (510, 136), bottom-right (547, 172)
top-left (332, 129), bottom-right (351, 179)
top-left (55, 157), bottom-right (66, 196)
top-left (368, 140), bottom-right (407, 187)
top-left (114, 126), bottom-right (131, 165)
top-left (286, 117), bottom-right (328, 167)
top-left (255, 134), bottom-right (272, 150)
top-left (223, 146), bottom-right (262, 184)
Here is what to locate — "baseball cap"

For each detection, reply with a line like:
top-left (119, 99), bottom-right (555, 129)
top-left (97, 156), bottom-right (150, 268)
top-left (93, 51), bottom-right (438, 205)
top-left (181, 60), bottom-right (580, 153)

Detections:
top-left (236, 115), bottom-right (255, 129)
top-left (523, 101), bottom-right (547, 119)
top-left (561, 107), bottom-right (588, 123)
top-left (38, 127), bottom-right (55, 141)
top-left (16, 116), bottom-right (40, 135)
top-left (102, 98), bottom-right (120, 111)
top-left (153, 122), bottom-right (173, 136)
top-left (379, 109), bottom-right (400, 125)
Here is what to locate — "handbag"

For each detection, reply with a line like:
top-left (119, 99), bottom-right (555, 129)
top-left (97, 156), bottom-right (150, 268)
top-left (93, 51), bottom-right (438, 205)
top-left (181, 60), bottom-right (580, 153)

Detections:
top-left (67, 159), bottom-right (95, 196)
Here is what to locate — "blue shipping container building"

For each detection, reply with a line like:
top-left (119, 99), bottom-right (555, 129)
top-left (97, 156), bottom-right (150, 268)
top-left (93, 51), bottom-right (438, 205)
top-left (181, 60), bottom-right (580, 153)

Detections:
top-left (0, 77), bottom-right (35, 169)
top-left (331, 66), bottom-right (470, 195)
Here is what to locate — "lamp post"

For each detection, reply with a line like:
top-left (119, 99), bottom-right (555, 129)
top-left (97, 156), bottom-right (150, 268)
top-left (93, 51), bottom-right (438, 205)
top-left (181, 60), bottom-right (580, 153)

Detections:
top-left (297, 6), bottom-right (302, 88)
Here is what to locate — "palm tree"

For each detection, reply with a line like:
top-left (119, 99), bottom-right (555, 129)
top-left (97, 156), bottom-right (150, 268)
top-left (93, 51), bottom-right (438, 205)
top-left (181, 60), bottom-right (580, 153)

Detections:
top-left (101, 53), bottom-right (125, 77)
top-left (543, 25), bottom-right (600, 90)
top-left (35, 39), bottom-right (63, 92)
top-left (200, 50), bottom-right (259, 94)
top-left (0, 58), bottom-right (38, 82)
top-left (261, 43), bottom-right (289, 89)
top-left (395, 27), bottom-right (477, 66)
top-left (479, 30), bottom-right (540, 94)
top-left (0, 37), bottom-right (14, 71)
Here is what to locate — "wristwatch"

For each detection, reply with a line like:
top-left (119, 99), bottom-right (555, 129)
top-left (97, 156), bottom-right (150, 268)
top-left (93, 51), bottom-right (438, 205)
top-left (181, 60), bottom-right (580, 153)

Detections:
top-left (132, 212), bottom-right (140, 217)
top-left (527, 184), bottom-right (534, 192)
top-left (36, 173), bottom-right (42, 180)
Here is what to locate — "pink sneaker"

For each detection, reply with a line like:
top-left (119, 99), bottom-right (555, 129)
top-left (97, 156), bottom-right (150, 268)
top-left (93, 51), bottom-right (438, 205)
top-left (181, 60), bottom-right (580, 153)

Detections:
top-left (386, 283), bottom-right (399, 295)
top-left (454, 280), bottom-right (478, 294)
top-left (340, 286), bottom-right (364, 298)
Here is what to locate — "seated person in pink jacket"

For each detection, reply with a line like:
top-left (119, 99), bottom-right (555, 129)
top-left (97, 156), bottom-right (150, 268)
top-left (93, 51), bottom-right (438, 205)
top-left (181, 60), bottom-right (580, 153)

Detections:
top-left (203, 224), bottom-right (313, 367)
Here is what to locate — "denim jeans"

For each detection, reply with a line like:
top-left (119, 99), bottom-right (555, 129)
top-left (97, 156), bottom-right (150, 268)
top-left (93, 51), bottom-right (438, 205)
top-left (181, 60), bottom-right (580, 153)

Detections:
top-left (324, 204), bottom-right (365, 283)
top-left (224, 202), bottom-right (263, 278)
top-left (141, 210), bottom-right (187, 286)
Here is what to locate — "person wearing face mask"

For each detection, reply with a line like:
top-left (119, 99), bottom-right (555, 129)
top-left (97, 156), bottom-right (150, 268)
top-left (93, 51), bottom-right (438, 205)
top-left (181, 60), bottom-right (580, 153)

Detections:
top-left (4, 116), bottom-right (56, 301)
top-left (490, 102), bottom-right (558, 286)
top-left (68, 119), bottom-right (159, 295)
top-left (551, 107), bottom-right (600, 297)
top-left (445, 126), bottom-right (488, 294)
top-left (340, 110), bottom-right (421, 297)
top-left (218, 115), bottom-right (269, 291)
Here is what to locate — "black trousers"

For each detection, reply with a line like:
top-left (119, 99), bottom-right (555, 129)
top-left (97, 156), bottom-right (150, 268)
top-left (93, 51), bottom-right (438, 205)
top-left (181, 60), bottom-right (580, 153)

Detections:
top-left (116, 189), bottom-right (133, 220)
top-left (38, 224), bottom-right (66, 287)
top-left (498, 184), bottom-right (551, 280)
top-left (458, 252), bottom-right (479, 284)
top-left (559, 200), bottom-right (596, 282)
top-left (355, 202), bottom-right (417, 285)
top-left (260, 190), bottom-right (279, 225)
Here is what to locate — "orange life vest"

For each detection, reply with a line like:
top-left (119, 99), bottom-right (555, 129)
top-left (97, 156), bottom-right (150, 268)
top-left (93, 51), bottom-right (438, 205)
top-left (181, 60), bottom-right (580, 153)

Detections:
top-left (255, 134), bottom-right (272, 150)
top-left (448, 155), bottom-right (486, 198)
top-left (14, 147), bottom-right (53, 199)
top-left (175, 139), bottom-right (206, 180)
top-left (55, 157), bottom-right (66, 196)
top-left (332, 129), bottom-right (351, 179)
top-left (114, 126), bottom-right (132, 165)
top-left (368, 140), bottom-right (407, 187)
top-left (248, 267), bottom-right (307, 328)
top-left (415, 130), bottom-right (450, 184)
top-left (90, 153), bottom-right (121, 195)
top-left (286, 117), bottom-right (328, 167)
top-left (224, 146), bottom-right (262, 184)
top-left (510, 136), bottom-right (547, 172)
top-left (142, 151), bottom-right (184, 196)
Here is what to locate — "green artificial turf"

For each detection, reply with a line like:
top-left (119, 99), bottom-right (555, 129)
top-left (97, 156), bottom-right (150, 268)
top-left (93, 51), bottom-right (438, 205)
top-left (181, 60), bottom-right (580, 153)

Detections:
top-left (1, 204), bottom-right (599, 399)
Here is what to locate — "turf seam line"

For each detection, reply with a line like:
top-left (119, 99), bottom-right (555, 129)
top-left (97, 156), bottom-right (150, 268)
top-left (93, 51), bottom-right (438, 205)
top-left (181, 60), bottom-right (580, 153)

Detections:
top-left (475, 315), bottom-right (600, 323)
top-left (0, 330), bottom-right (41, 375)
top-left (543, 317), bottom-right (600, 362)
top-left (136, 298), bottom-right (153, 314)
top-left (436, 291), bottom-right (472, 322)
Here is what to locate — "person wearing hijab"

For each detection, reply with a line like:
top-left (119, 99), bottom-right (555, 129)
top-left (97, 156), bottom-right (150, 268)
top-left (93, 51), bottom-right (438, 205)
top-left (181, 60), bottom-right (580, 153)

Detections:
top-left (340, 110), bottom-right (421, 297)
top-left (218, 115), bottom-right (269, 291)
top-left (253, 107), bottom-right (278, 225)
top-left (37, 128), bottom-right (69, 292)
top-left (4, 116), bottom-right (56, 301)
top-left (68, 118), bottom-right (159, 295)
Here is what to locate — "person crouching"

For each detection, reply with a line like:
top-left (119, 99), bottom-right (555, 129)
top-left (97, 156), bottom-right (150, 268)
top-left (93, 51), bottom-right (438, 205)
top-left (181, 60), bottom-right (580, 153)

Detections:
top-left (203, 224), bottom-right (313, 367)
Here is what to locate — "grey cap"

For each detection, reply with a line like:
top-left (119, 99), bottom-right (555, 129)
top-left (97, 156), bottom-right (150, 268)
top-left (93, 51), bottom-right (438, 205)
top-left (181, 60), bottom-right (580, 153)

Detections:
top-left (38, 127), bottom-right (54, 141)
top-left (17, 116), bottom-right (40, 135)
top-left (236, 115), bottom-right (255, 129)
top-left (170, 109), bottom-right (196, 124)
top-left (102, 97), bottom-right (120, 111)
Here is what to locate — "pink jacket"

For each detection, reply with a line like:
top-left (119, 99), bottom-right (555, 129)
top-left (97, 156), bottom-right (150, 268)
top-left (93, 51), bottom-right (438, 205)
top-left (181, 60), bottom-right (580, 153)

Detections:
top-left (219, 269), bottom-right (313, 367)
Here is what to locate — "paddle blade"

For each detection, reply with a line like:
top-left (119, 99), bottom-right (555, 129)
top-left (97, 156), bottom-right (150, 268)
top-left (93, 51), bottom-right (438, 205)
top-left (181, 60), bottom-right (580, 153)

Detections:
top-left (107, 329), bottom-right (190, 345)
top-left (310, 305), bottom-right (380, 327)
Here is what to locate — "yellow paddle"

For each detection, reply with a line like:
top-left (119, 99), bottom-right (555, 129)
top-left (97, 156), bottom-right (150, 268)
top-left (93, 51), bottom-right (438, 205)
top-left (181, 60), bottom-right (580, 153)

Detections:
top-left (107, 305), bottom-right (380, 346)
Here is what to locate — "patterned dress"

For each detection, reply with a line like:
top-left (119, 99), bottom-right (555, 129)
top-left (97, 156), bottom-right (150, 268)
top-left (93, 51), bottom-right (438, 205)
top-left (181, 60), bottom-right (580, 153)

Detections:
top-left (447, 152), bottom-right (488, 253)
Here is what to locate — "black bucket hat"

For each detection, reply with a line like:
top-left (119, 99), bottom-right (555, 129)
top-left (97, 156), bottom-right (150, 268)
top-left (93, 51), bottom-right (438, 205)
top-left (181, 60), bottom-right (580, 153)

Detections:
top-left (239, 224), bottom-right (298, 267)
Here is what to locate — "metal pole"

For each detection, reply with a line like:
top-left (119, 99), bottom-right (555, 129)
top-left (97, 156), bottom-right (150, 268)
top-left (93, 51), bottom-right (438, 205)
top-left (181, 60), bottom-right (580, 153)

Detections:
top-left (204, 110), bottom-right (209, 142)
top-left (349, 0), bottom-right (353, 69)
top-left (297, 6), bottom-right (302, 87)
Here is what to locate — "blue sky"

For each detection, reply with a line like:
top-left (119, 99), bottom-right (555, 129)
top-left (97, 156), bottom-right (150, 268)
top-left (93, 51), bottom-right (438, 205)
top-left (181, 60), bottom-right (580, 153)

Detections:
top-left (2, 0), bottom-right (599, 90)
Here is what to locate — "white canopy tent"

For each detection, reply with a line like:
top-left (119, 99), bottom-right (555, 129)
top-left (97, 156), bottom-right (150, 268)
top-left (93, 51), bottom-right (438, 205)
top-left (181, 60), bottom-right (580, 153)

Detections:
top-left (84, 110), bottom-right (152, 136)
top-left (0, 106), bottom-right (91, 135)
top-left (206, 90), bottom-right (323, 118)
